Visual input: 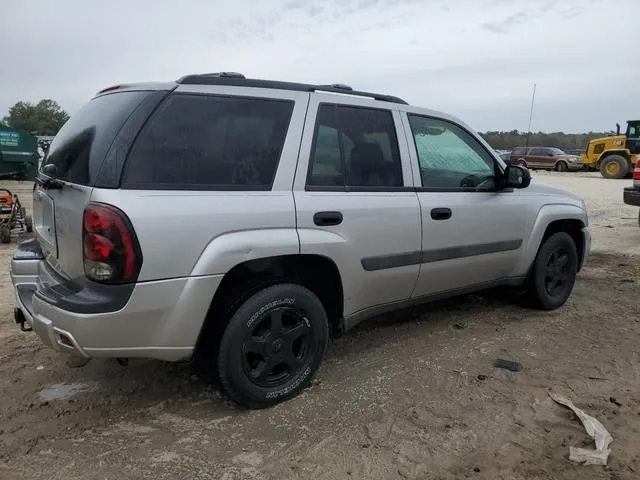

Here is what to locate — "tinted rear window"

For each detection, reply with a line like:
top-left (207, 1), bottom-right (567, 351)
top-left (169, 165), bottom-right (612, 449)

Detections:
top-left (42, 91), bottom-right (151, 185)
top-left (121, 94), bottom-right (294, 190)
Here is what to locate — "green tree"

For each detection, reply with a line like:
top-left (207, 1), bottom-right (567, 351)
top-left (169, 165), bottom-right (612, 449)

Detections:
top-left (2, 99), bottom-right (69, 135)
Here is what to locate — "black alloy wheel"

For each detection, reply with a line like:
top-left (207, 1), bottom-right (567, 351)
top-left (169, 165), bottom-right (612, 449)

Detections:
top-left (544, 248), bottom-right (571, 297)
top-left (527, 232), bottom-right (578, 310)
top-left (241, 306), bottom-right (312, 388)
top-left (217, 283), bottom-right (328, 408)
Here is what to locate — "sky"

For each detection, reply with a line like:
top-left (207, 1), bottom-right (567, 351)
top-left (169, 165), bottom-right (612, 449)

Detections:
top-left (1, 0), bottom-right (638, 133)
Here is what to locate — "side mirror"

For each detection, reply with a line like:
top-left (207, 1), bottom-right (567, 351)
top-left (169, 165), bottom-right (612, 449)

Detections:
top-left (503, 165), bottom-right (531, 189)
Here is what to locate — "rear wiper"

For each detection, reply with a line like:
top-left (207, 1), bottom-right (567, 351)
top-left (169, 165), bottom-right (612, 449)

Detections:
top-left (35, 164), bottom-right (65, 190)
top-left (35, 176), bottom-right (64, 190)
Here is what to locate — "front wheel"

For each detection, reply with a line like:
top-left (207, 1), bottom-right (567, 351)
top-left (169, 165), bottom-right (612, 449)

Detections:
top-left (0, 225), bottom-right (10, 243)
top-left (526, 232), bottom-right (578, 310)
top-left (599, 155), bottom-right (629, 179)
top-left (555, 161), bottom-right (568, 172)
top-left (217, 283), bottom-right (329, 409)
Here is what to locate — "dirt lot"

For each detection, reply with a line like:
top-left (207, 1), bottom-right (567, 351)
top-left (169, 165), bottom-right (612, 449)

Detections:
top-left (0, 173), bottom-right (639, 480)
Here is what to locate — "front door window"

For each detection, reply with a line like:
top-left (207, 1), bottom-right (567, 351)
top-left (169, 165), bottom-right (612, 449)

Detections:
top-left (407, 115), bottom-right (497, 190)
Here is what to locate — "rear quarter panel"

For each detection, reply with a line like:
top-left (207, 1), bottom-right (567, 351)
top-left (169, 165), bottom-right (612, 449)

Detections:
top-left (89, 189), bottom-right (301, 280)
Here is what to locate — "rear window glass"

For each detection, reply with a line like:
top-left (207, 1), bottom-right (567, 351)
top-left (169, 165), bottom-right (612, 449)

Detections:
top-left (42, 91), bottom-right (151, 185)
top-left (121, 94), bottom-right (294, 190)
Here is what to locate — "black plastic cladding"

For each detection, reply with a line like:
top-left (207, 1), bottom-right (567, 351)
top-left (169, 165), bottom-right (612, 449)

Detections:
top-left (176, 74), bottom-right (409, 105)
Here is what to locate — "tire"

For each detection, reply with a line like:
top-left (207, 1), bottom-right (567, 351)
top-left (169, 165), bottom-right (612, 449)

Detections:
top-left (599, 155), bottom-right (629, 179)
top-left (24, 215), bottom-right (33, 233)
top-left (0, 225), bottom-right (11, 243)
top-left (217, 283), bottom-right (329, 409)
top-left (637, 209), bottom-right (640, 229)
top-left (555, 161), bottom-right (568, 172)
top-left (526, 232), bottom-right (578, 310)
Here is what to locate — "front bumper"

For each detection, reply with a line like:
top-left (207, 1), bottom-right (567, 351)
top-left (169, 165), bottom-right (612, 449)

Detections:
top-left (567, 162), bottom-right (583, 171)
top-left (623, 187), bottom-right (640, 207)
top-left (580, 227), bottom-right (591, 271)
top-left (10, 239), bottom-right (223, 362)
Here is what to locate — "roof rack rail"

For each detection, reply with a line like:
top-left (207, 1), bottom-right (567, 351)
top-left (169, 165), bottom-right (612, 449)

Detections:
top-left (178, 72), bottom-right (246, 80)
top-left (176, 74), bottom-right (408, 105)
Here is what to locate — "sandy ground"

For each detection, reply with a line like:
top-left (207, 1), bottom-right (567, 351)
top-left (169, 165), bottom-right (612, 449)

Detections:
top-left (530, 171), bottom-right (639, 256)
top-left (0, 174), bottom-right (639, 480)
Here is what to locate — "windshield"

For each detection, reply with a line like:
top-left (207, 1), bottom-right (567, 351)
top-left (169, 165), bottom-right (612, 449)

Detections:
top-left (42, 91), bottom-right (151, 185)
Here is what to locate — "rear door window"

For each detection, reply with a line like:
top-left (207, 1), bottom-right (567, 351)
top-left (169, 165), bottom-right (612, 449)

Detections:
top-left (42, 91), bottom-right (152, 185)
top-left (307, 104), bottom-right (403, 188)
top-left (122, 94), bottom-right (294, 190)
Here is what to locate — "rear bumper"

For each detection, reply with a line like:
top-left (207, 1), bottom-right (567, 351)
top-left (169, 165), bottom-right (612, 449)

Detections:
top-left (623, 187), bottom-right (640, 207)
top-left (11, 239), bottom-right (223, 362)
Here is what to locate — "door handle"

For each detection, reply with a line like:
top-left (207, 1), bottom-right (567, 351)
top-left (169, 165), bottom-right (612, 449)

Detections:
top-left (430, 208), bottom-right (452, 220)
top-left (313, 211), bottom-right (343, 226)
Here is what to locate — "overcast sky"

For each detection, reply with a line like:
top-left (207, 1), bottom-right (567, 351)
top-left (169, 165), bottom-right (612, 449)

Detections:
top-left (2, 0), bottom-right (638, 133)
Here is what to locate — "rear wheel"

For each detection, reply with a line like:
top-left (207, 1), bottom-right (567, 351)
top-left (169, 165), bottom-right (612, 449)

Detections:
top-left (0, 225), bottom-right (11, 243)
top-left (526, 232), bottom-right (578, 310)
top-left (555, 161), bottom-right (568, 172)
top-left (24, 215), bottom-right (33, 233)
top-left (599, 155), bottom-right (629, 179)
top-left (217, 283), bottom-right (328, 409)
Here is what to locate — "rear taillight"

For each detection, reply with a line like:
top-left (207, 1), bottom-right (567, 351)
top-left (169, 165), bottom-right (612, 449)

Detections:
top-left (632, 165), bottom-right (640, 181)
top-left (82, 203), bottom-right (141, 283)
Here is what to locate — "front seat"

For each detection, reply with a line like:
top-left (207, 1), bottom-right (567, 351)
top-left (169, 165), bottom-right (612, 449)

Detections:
top-left (348, 142), bottom-right (401, 186)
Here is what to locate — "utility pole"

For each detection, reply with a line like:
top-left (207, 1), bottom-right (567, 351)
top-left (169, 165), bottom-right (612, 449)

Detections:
top-left (525, 83), bottom-right (537, 150)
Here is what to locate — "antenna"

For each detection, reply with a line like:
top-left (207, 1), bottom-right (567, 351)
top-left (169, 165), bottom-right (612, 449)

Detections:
top-left (525, 83), bottom-right (537, 151)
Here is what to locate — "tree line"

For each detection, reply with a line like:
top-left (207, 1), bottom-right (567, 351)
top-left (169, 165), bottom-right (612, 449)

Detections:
top-left (478, 130), bottom-right (611, 152)
top-left (1, 100), bottom-right (69, 136)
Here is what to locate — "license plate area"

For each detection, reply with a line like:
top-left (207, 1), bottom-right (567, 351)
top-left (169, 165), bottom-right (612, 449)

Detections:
top-left (34, 187), bottom-right (57, 258)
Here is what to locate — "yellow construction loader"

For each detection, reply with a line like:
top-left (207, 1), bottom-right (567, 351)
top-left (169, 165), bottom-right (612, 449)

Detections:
top-left (580, 120), bottom-right (640, 179)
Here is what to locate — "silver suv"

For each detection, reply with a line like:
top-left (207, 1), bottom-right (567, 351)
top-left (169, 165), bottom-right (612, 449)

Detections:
top-left (11, 73), bottom-right (590, 408)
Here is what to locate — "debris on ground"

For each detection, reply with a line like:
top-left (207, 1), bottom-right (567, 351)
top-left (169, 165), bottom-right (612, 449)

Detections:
top-left (494, 359), bottom-right (522, 372)
top-left (549, 392), bottom-right (614, 466)
top-left (609, 397), bottom-right (622, 407)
